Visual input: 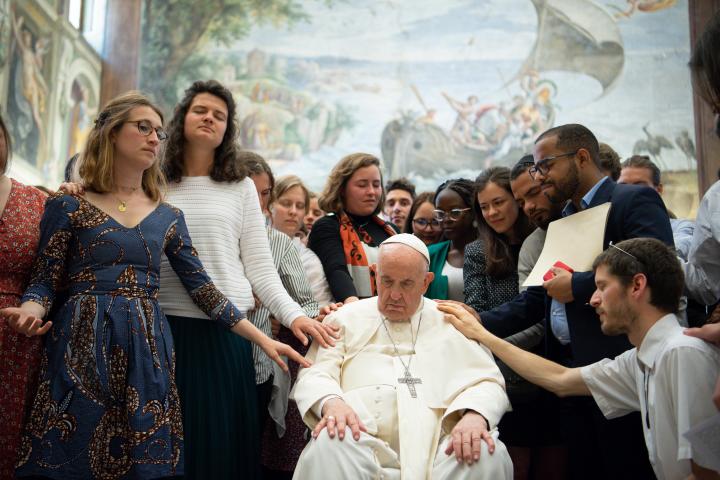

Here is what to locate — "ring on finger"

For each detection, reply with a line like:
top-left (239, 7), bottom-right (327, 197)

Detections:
top-left (327, 415), bottom-right (336, 421)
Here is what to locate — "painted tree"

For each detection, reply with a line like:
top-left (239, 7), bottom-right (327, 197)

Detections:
top-left (140, 0), bottom-right (322, 111)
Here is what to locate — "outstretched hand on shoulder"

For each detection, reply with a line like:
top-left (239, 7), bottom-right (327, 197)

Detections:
top-left (436, 301), bottom-right (491, 344)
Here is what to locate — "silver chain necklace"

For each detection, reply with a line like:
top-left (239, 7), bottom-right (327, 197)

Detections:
top-left (380, 300), bottom-right (424, 397)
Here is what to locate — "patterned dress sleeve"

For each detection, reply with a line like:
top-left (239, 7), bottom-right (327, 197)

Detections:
top-left (21, 194), bottom-right (73, 312)
top-left (163, 207), bottom-right (245, 328)
top-left (463, 239), bottom-right (490, 313)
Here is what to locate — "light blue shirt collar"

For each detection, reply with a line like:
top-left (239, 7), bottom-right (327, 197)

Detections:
top-left (562, 176), bottom-right (609, 217)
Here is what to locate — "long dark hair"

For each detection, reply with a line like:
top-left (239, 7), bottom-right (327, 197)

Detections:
top-left (0, 113), bottom-right (11, 174)
top-left (689, 12), bottom-right (720, 111)
top-left (474, 167), bottom-right (534, 278)
top-left (163, 80), bottom-right (246, 183)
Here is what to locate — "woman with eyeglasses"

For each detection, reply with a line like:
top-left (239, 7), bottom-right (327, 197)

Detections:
top-left (1, 92), bottom-right (307, 480)
top-left (403, 191), bottom-right (443, 246)
top-left (425, 178), bottom-right (476, 300)
top-left (0, 114), bottom-right (47, 479)
top-left (463, 166), bottom-right (559, 480)
top-left (308, 153), bottom-right (396, 303)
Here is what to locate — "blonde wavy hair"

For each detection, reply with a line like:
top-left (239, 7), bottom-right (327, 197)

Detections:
top-left (273, 174), bottom-right (311, 214)
top-left (318, 153), bottom-right (384, 215)
top-left (79, 91), bottom-right (166, 201)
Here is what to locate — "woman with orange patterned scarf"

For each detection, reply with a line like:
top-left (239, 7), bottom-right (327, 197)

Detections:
top-left (0, 114), bottom-right (46, 480)
top-left (308, 153), bottom-right (396, 303)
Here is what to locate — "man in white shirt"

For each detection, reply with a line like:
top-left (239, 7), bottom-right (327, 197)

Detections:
top-left (292, 234), bottom-right (512, 479)
top-left (440, 238), bottom-right (720, 480)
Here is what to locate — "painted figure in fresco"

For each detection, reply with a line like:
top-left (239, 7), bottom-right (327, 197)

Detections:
top-left (674, 129), bottom-right (696, 171)
top-left (11, 11), bottom-right (49, 166)
top-left (0, 0), bottom-right (11, 68)
top-left (67, 79), bottom-right (92, 159)
top-left (632, 123), bottom-right (674, 169)
top-left (611, 0), bottom-right (677, 19)
top-left (442, 92), bottom-right (485, 146)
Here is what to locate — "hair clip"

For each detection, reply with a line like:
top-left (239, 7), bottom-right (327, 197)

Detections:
top-left (94, 110), bottom-right (110, 127)
top-left (608, 241), bottom-right (638, 260)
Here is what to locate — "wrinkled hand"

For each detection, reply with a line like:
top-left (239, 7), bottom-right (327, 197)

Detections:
top-left (542, 267), bottom-right (574, 303)
top-left (258, 335), bottom-right (311, 373)
top-left (316, 302), bottom-right (343, 323)
top-left (58, 182), bottom-right (84, 196)
top-left (313, 398), bottom-right (367, 441)
top-left (437, 302), bottom-right (489, 344)
top-left (1, 307), bottom-right (52, 336)
top-left (435, 299), bottom-right (481, 322)
top-left (290, 315), bottom-right (340, 348)
top-left (685, 322), bottom-right (720, 347)
top-left (270, 316), bottom-right (281, 338)
top-left (445, 411), bottom-right (494, 464)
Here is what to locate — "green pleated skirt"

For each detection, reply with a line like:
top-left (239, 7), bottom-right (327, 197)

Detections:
top-left (168, 315), bottom-right (260, 479)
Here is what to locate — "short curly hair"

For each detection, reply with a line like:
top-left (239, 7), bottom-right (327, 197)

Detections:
top-left (385, 177), bottom-right (416, 199)
top-left (536, 124), bottom-right (600, 167)
top-left (592, 238), bottom-right (684, 313)
top-left (598, 143), bottom-right (621, 181)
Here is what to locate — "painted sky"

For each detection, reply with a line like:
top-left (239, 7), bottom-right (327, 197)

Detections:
top-left (205, 0), bottom-right (696, 214)
top-left (225, 0), bottom-right (537, 62)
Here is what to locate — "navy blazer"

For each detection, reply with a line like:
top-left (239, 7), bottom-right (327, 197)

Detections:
top-left (480, 180), bottom-right (674, 366)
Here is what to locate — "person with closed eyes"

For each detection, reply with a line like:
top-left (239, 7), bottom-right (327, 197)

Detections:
top-left (158, 80), bottom-right (337, 479)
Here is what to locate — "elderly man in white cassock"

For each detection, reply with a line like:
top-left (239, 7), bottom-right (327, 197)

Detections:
top-left (291, 234), bottom-right (513, 479)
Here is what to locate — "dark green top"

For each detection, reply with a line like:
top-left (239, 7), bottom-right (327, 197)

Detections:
top-left (426, 240), bottom-right (451, 299)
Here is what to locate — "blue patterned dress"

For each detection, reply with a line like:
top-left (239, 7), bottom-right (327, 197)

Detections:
top-left (15, 194), bottom-right (246, 479)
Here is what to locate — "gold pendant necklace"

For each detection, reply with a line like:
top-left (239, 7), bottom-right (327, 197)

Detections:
top-left (114, 186), bottom-right (138, 213)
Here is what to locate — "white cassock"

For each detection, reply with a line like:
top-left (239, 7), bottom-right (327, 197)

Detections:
top-left (291, 297), bottom-right (512, 480)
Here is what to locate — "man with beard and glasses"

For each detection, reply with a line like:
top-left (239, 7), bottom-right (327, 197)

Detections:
top-left (440, 238), bottom-right (720, 480)
top-left (455, 123), bottom-right (675, 479)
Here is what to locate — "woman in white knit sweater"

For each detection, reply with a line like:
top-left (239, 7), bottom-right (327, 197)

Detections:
top-left (158, 80), bottom-right (337, 479)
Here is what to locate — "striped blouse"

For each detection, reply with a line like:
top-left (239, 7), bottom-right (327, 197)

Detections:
top-left (249, 227), bottom-right (320, 383)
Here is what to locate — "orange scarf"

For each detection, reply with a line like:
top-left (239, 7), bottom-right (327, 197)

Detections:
top-left (338, 212), bottom-right (396, 297)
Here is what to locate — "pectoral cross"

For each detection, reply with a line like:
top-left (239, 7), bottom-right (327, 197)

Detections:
top-left (398, 369), bottom-right (422, 398)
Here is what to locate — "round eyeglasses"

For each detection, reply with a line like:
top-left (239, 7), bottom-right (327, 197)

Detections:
top-left (127, 120), bottom-right (168, 141)
top-left (412, 218), bottom-right (442, 230)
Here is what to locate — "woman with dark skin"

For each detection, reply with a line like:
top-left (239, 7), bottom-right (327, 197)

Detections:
top-left (426, 179), bottom-right (477, 300)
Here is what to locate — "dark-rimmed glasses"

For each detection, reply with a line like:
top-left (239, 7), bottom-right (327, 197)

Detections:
top-left (433, 208), bottom-right (471, 222)
top-left (127, 120), bottom-right (168, 141)
top-left (412, 218), bottom-right (442, 230)
top-left (529, 150), bottom-right (577, 179)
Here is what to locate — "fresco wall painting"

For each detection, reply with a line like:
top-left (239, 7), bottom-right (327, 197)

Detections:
top-left (139, 0), bottom-right (697, 217)
top-left (0, 0), bottom-right (101, 186)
